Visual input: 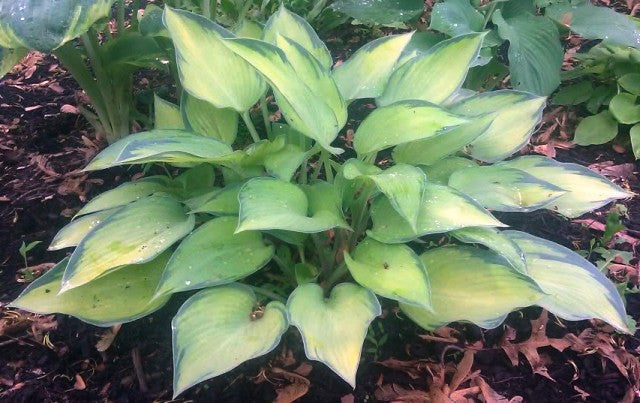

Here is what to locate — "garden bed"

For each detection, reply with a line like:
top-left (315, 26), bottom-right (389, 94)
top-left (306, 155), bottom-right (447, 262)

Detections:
top-left (1, 47), bottom-right (639, 402)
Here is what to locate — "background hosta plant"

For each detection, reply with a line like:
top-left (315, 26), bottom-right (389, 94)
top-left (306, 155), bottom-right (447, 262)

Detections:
top-left (11, 5), bottom-right (634, 398)
top-left (0, 0), bottom-right (171, 143)
top-left (426, 0), bottom-right (640, 96)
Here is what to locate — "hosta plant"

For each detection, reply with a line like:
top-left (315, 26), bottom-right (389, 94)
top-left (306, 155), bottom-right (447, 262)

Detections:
top-left (427, 0), bottom-right (640, 96)
top-left (0, 0), bottom-right (166, 143)
top-left (11, 6), bottom-right (634, 398)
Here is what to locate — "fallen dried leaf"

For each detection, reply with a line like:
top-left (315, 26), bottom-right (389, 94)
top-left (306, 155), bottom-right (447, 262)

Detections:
top-left (449, 350), bottom-right (474, 392)
top-left (60, 104), bottom-right (79, 114)
top-left (96, 324), bottom-right (122, 352)
top-left (275, 381), bottom-right (310, 403)
top-left (74, 374), bottom-right (87, 390)
top-left (375, 384), bottom-right (430, 402)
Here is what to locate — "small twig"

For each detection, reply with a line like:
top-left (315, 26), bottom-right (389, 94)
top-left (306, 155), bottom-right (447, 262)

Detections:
top-left (131, 347), bottom-right (149, 394)
top-left (0, 335), bottom-right (30, 347)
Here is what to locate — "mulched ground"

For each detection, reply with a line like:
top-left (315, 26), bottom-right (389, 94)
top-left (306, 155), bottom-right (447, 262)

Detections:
top-left (1, 15), bottom-right (640, 403)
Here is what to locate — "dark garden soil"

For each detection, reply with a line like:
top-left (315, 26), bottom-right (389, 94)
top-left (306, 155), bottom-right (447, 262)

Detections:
top-left (2, 27), bottom-right (640, 403)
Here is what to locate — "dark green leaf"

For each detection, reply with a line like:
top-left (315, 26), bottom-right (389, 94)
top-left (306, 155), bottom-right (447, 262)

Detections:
top-left (430, 0), bottom-right (483, 37)
top-left (330, 0), bottom-right (424, 24)
top-left (492, 10), bottom-right (563, 95)
top-left (546, 2), bottom-right (640, 48)
top-left (155, 217), bottom-right (274, 296)
top-left (0, 0), bottom-right (115, 51)
top-left (551, 81), bottom-right (593, 105)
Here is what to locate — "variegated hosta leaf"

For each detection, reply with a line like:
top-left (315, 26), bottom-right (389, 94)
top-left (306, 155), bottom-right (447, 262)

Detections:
top-left (420, 156), bottom-right (478, 185)
top-left (332, 33), bottom-right (414, 101)
top-left (0, 0), bottom-right (115, 51)
top-left (234, 19), bottom-right (263, 39)
top-left (76, 176), bottom-right (174, 217)
top-left (214, 137), bottom-right (286, 174)
top-left (401, 246), bottom-right (542, 330)
top-left (236, 178), bottom-right (349, 233)
top-left (61, 196), bottom-right (195, 292)
top-left (451, 90), bottom-right (546, 163)
top-left (448, 165), bottom-right (566, 212)
top-left (392, 113), bottom-right (494, 166)
top-left (368, 184), bottom-right (504, 243)
top-left (0, 46), bottom-right (26, 77)
top-left (396, 32), bottom-right (446, 65)
top-left (181, 92), bottom-right (239, 145)
top-left (353, 100), bottom-right (470, 155)
top-left (84, 130), bottom-right (233, 171)
top-left (10, 254), bottom-right (171, 327)
top-left (172, 164), bottom-right (215, 197)
top-left (263, 143), bottom-right (306, 181)
top-left (499, 156), bottom-right (632, 218)
top-left (450, 227), bottom-right (527, 274)
top-left (187, 184), bottom-right (241, 215)
top-left (271, 122), bottom-right (312, 151)
top-left (49, 209), bottom-right (118, 251)
top-left (172, 284), bottom-right (288, 397)
top-left (377, 33), bottom-right (486, 107)
top-left (343, 160), bottom-right (426, 231)
top-left (273, 35), bottom-right (347, 127)
top-left (155, 217), bottom-right (274, 296)
top-left (213, 136), bottom-right (305, 181)
top-left (223, 37), bottom-right (345, 153)
top-left (163, 7), bottom-right (265, 112)
top-left (287, 283), bottom-right (381, 387)
top-left (154, 95), bottom-right (185, 130)
top-left (505, 231), bottom-right (629, 333)
top-left (262, 5), bottom-right (332, 69)
top-left (344, 238), bottom-right (430, 308)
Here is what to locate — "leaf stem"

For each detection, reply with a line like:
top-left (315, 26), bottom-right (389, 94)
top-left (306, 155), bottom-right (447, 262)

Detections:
top-left (250, 286), bottom-right (287, 304)
top-left (482, 2), bottom-right (498, 29)
top-left (306, 0), bottom-right (328, 21)
top-left (53, 43), bottom-right (111, 139)
top-left (202, 0), bottom-right (211, 18)
top-left (321, 151), bottom-right (334, 182)
top-left (212, 0), bottom-right (218, 19)
top-left (312, 233), bottom-right (330, 275)
top-left (260, 95), bottom-right (272, 137)
top-left (297, 244), bottom-right (306, 264)
top-left (117, 0), bottom-right (126, 34)
top-left (272, 255), bottom-right (295, 285)
top-left (131, 0), bottom-right (140, 30)
top-left (347, 183), bottom-right (375, 249)
top-left (241, 111), bottom-right (261, 142)
top-left (237, 0), bottom-right (253, 25)
top-left (324, 263), bottom-right (348, 289)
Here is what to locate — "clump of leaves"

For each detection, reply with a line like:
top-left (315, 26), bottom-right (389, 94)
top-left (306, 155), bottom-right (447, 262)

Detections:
top-left (427, 0), bottom-right (640, 96)
top-left (11, 5), bottom-right (634, 398)
top-left (553, 42), bottom-right (640, 158)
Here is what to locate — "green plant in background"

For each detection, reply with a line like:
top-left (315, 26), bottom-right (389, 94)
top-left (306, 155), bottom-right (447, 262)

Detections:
top-left (425, 0), bottom-right (640, 96)
top-left (162, 0), bottom-right (347, 33)
top-left (9, 5), bottom-right (635, 398)
top-left (553, 42), bottom-right (640, 158)
top-left (18, 241), bottom-right (41, 269)
top-left (0, 0), bottom-right (168, 143)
